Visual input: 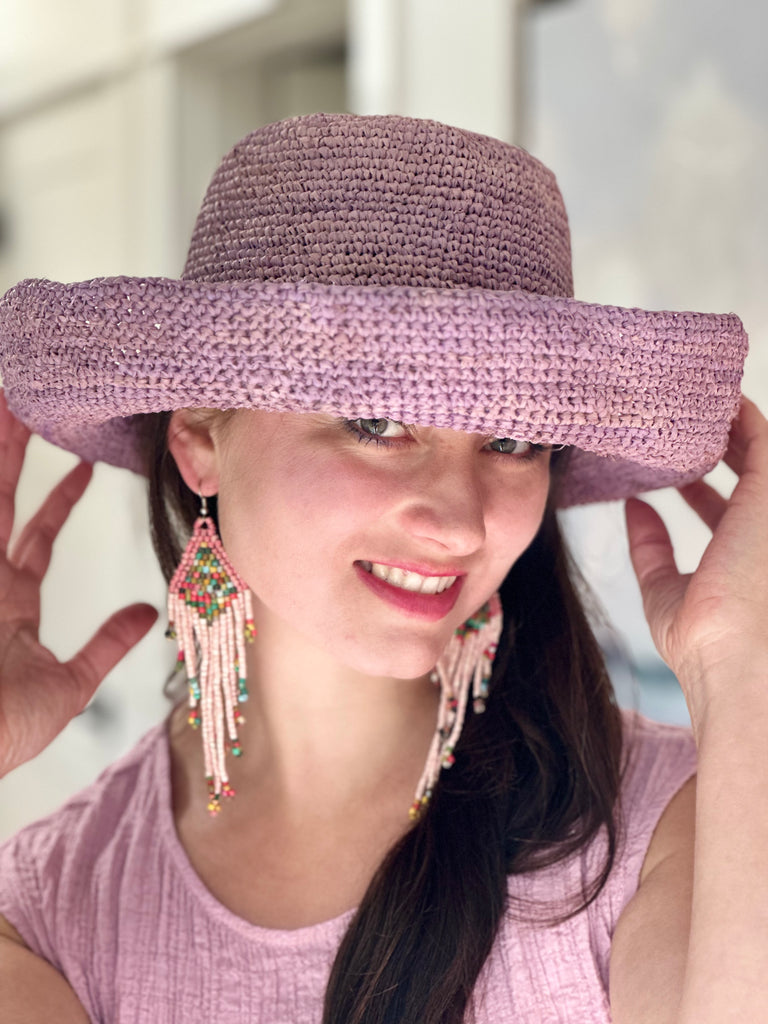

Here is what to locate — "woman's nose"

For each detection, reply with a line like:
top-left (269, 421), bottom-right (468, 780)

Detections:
top-left (395, 447), bottom-right (487, 556)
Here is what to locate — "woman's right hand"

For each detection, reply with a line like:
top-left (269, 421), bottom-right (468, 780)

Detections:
top-left (0, 390), bottom-right (158, 777)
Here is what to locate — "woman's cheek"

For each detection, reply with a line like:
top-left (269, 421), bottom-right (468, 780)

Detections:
top-left (489, 466), bottom-right (550, 557)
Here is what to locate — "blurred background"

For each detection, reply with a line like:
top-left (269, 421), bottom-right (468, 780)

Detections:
top-left (0, 0), bottom-right (766, 838)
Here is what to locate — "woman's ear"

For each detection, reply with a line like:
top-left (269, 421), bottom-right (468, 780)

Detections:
top-left (167, 409), bottom-right (221, 497)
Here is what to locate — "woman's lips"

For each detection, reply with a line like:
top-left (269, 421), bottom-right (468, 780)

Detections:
top-left (354, 561), bottom-right (464, 621)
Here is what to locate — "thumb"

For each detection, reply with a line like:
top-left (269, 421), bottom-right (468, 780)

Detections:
top-left (65, 603), bottom-right (159, 710)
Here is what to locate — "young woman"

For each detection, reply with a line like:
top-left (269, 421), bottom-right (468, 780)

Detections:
top-left (0, 113), bottom-right (765, 1024)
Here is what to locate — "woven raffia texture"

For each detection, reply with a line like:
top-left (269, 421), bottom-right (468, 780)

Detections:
top-left (182, 115), bottom-right (573, 296)
top-left (0, 114), bottom-right (749, 505)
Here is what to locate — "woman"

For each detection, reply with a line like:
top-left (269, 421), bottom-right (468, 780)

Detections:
top-left (0, 113), bottom-right (765, 1023)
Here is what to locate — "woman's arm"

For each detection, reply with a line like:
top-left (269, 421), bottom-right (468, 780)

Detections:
top-left (675, 682), bottom-right (768, 1021)
top-left (612, 688), bottom-right (768, 1024)
top-left (615, 396), bottom-right (768, 1023)
top-left (0, 914), bottom-right (90, 1023)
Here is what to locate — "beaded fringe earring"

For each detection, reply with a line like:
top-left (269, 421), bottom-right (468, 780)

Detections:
top-left (410, 593), bottom-right (503, 821)
top-left (166, 496), bottom-right (256, 815)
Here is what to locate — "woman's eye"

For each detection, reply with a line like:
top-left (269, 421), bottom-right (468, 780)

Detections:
top-left (354, 418), bottom-right (408, 439)
top-left (487, 437), bottom-right (532, 455)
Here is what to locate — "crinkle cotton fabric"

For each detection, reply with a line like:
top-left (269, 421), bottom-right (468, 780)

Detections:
top-left (0, 711), bottom-right (696, 1023)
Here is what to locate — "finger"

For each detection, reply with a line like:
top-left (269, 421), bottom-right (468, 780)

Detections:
top-left (625, 498), bottom-right (688, 642)
top-left (0, 388), bottom-right (32, 455)
top-left (625, 497), bottom-right (679, 582)
top-left (676, 479), bottom-right (728, 533)
top-left (9, 461), bottom-right (94, 579)
top-left (64, 603), bottom-right (159, 710)
top-left (0, 393), bottom-right (32, 554)
top-left (723, 396), bottom-right (768, 479)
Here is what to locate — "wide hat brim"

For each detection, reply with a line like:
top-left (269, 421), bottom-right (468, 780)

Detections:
top-left (0, 274), bottom-right (747, 507)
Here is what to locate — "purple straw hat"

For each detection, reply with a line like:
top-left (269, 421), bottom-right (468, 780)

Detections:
top-left (0, 112), bottom-right (748, 505)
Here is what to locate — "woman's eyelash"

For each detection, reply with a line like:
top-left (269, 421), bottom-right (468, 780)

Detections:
top-left (342, 419), bottom-right (399, 447)
top-left (341, 419), bottom-right (550, 461)
top-left (483, 441), bottom-right (551, 463)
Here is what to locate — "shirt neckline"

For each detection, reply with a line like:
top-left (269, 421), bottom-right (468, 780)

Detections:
top-left (153, 711), bottom-right (357, 948)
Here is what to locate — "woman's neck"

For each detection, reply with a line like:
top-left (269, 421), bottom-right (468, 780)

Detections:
top-left (231, 607), bottom-right (440, 817)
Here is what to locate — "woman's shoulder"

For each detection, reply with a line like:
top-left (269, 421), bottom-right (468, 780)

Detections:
top-left (0, 718), bottom-right (169, 955)
top-left (618, 708), bottom-right (697, 824)
top-left (481, 713), bottom-right (697, 1020)
top-left (2, 718), bottom-right (167, 850)
top-left (504, 710), bottom-right (697, 923)
top-left (596, 709), bottom-right (697, 922)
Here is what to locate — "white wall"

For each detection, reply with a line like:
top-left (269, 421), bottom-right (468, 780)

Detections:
top-left (348, 0), bottom-right (523, 141)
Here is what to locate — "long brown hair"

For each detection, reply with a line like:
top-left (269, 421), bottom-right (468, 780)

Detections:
top-left (141, 411), bottom-right (623, 1024)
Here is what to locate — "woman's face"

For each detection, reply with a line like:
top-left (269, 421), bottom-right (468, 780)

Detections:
top-left (206, 411), bottom-right (553, 680)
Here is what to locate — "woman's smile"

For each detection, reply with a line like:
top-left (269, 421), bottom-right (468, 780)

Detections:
top-left (354, 561), bottom-right (465, 621)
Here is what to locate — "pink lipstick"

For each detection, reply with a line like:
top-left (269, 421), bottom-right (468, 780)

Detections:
top-left (354, 562), bottom-right (464, 621)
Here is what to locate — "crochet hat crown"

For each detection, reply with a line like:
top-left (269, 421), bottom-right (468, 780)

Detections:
top-left (181, 114), bottom-right (574, 298)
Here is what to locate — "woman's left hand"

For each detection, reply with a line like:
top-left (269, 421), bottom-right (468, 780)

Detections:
top-left (625, 395), bottom-right (768, 738)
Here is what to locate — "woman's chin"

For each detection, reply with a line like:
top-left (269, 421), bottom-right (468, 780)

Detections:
top-left (343, 639), bottom-right (449, 682)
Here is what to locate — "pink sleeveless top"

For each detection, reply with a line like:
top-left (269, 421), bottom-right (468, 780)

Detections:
top-left (0, 711), bottom-right (696, 1023)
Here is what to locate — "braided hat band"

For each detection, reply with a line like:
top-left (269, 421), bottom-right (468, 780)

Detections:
top-left (0, 114), bottom-right (748, 506)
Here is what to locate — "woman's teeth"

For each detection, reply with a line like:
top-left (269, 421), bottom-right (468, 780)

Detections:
top-left (360, 561), bottom-right (457, 594)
